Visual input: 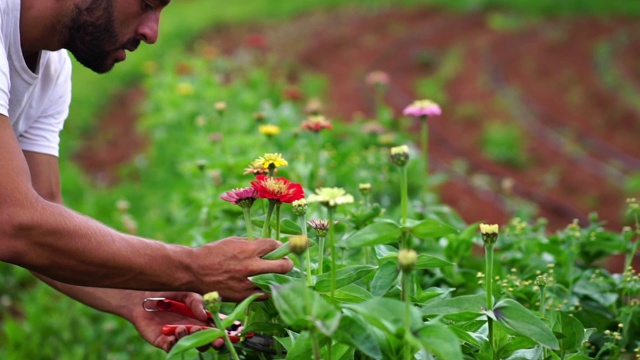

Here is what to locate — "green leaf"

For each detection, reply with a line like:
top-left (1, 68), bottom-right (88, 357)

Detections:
top-left (333, 284), bottom-right (373, 303)
top-left (284, 330), bottom-right (313, 359)
top-left (407, 218), bottom-right (459, 239)
top-left (241, 321), bottom-right (287, 336)
top-left (332, 313), bottom-right (383, 359)
top-left (415, 253), bottom-right (455, 269)
top-left (166, 328), bottom-right (224, 357)
top-left (422, 293), bottom-right (486, 321)
top-left (493, 298), bottom-right (559, 350)
top-left (551, 311), bottom-right (585, 353)
top-left (279, 218), bottom-right (302, 235)
top-left (250, 273), bottom-right (296, 292)
top-left (272, 282), bottom-right (341, 336)
top-left (370, 261), bottom-right (400, 297)
top-left (343, 221), bottom-right (402, 248)
top-left (497, 336), bottom-right (538, 359)
top-left (345, 297), bottom-right (422, 335)
top-left (409, 322), bottom-right (463, 360)
top-left (504, 345), bottom-right (543, 360)
top-left (221, 293), bottom-right (260, 329)
top-left (315, 265), bottom-right (377, 292)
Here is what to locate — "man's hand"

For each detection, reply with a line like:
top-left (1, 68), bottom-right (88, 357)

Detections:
top-left (130, 292), bottom-right (210, 352)
top-left (195, 237), bottom-right (293, 301)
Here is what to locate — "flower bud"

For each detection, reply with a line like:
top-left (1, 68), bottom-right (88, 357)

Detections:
top-left (534, 274), bottom-right (548, 287)
top-left (480, 223), bottom-right (499, 246)
top-left (398, 249), bottom-right (417, 272)
top-left (307, 218), bottom-right (330, 237)
top-left (358, 183), bottom-right (372, 196)
top-left (203, 291), bottom-right (222, 314)
top-left (292, 199), bottom-right (308, 216)
top-left (288, 235), bottom-right (309, 255)
top-left (215, 101), bottom-right (227, 114)
top-left (390, 145), bottom-right (410, 167)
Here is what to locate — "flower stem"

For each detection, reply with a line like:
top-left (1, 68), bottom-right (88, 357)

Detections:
top-left (403, 269), bottom-right (413, 360)
top-left (299, 216), bottom-right (313, 287)
top-left (212, 312), bottom-right (240, 360)
top-left (261, 201), bottom-right (276, 238)
top-left (400, 166), bottom-right (408, 229)
top-left (317, 236), bottom-right (325, 275)
top-left (275, 203), bottom-right (282, 241)
top-left (243, 208), bottom-right (253, 241)
top-left (421, 116), bottom-right (428, 182)
top-left (539, 285), bottom-right (547, 360)
top-left (329, 208), bottom-right (337, 304)
top-left (485, 244), bottom-right (495, 357)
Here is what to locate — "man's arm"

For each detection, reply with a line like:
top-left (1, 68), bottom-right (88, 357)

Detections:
top-left (24, 150), bottom-right (213, 351)
top-left (0, 115), bottom-right (292, 299)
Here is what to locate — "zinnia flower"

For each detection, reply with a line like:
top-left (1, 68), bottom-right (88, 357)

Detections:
top-left (259, 124), bottom-right (281, 136)
top-left (220, 187), bottom-right (259, 209)
top-left (243, 160), bottom-right (270, 176)
top-left (254, 153), bottom-right (288, 169)
top-left (251, 175), bottom-right (304, 204)
top-left (301, 115), bottom-right (333, 132)
top-left (365, 70), bottom-right (390, 87)
top-left (308, 187), bottom-right (354, 208)
top-left (176, 82), bottom-right (194, 96)
top-left (403, 99), bottom-right (441, 118)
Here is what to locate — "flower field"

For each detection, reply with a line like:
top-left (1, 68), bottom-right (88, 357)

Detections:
top-left (1, 2), bottom-right (640, 359)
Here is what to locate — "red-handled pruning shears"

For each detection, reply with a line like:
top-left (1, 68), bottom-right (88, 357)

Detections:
top-left (142, 297), bottom-right (251, 346)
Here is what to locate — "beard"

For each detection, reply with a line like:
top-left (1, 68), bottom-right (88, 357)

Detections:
top-left (63, 0), bottom-right (138, 74)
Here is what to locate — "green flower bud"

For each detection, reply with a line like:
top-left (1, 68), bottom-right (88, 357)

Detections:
top-left (390, 145), bottom-right (410, 167)
top-left (398, 249), bottom-right (417, 272)
top-left (203, 291), bottom-right (222, 314)
top-left (292, 199), bottom-right (308, 216)
top-left (288, 235), bottom-right (309, 255)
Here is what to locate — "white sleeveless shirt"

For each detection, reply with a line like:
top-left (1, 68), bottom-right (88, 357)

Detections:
top-left (1, 0), bottom-right (72, 157)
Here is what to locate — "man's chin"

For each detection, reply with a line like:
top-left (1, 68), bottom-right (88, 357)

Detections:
top-left (71, 53), bottom-right (116, 74)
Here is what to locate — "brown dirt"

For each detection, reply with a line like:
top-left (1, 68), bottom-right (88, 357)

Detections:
top-left (75, 6), bottom-right (640, 238)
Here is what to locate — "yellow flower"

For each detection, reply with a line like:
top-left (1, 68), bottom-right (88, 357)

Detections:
top-left (308, 187), bottom-right (354, 208)
top-left (254, 153), bottom-right (288, 169)
top-left (215, 101), bottom-right (227, 112)
top-left (176, 82), bottom-right (194, 96)
top-left (259, 124), bottom-right (281, 136)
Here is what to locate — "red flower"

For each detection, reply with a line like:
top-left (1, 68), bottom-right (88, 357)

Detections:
top-left (250, 175), bottom-right (304, 204)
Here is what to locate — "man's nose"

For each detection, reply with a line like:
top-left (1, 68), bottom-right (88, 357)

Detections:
top-left (137, 13), bottom-right (160, 44)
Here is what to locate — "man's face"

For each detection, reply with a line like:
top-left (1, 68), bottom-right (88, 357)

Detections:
top-left (64, 0), bottom-right (162, 74)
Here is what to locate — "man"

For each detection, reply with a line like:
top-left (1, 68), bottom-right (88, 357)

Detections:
top-left (0, 0), bottom-right (293, 352)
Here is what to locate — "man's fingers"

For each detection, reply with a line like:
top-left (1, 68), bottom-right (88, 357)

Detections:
top-left (251, 238), bottom-right (283, 255)
top-left (184, 293), bottom-right (207, 321)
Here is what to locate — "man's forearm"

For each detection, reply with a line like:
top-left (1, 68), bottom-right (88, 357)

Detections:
top-left (33, 272), bottom-right (140, 319)
top-left (2, 197), bottom-right (199, 292)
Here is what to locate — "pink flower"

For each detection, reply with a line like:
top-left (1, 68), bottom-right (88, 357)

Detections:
top-left (220, 187), bottom-right (259, 209)
top-left (403, 99), bottom-right (442, 118)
